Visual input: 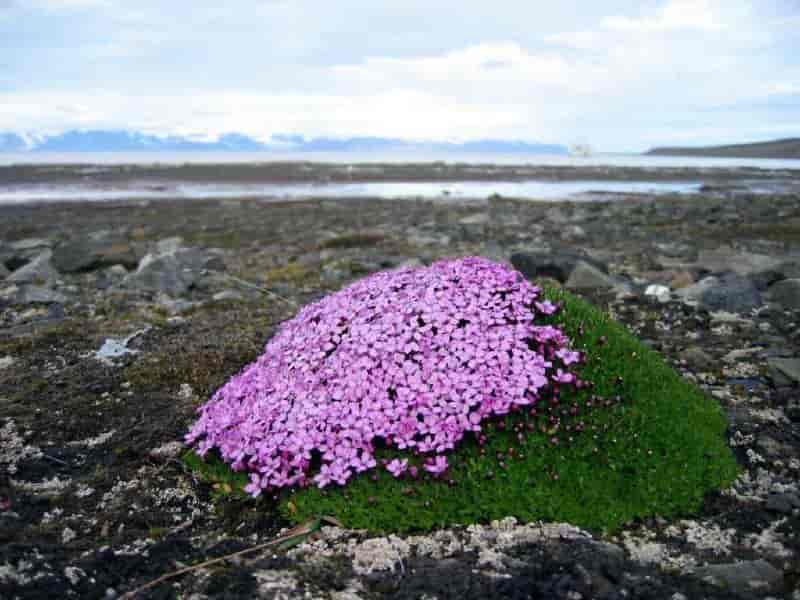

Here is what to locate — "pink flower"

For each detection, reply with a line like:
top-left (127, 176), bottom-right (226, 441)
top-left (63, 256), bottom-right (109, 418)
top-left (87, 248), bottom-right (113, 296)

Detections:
top-left (186, 257), bottom-right (582, 496)
top-left (424, 455), bottom-right (449, 476)
top-left (386, 458), bottom-right (408, 477)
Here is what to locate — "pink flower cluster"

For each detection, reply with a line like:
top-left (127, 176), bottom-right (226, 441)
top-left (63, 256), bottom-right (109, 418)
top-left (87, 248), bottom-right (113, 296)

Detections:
top-left (185, 257), bottom-right (582, 496)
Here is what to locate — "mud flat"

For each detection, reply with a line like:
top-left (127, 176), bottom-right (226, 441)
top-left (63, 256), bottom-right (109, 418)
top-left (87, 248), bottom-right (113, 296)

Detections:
top-left (2, 160), bottom-right (799, 187)
top-left (1, 186), bottom-right (800, 598)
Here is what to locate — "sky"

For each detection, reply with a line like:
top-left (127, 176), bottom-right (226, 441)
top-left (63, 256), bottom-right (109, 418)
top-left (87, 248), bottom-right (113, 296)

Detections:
top-left (1, 0), bottom-right (799, 151)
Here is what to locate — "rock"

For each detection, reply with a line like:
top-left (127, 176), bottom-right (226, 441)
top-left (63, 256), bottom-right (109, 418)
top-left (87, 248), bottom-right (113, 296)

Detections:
top-left (767, 357), bottom-right (800, 384)
top-left (775, 259), bottom-right (800, 280)
top-left (158, 296), bottom-right (198, 315)
top-left (765, 492), bottom-right (800, 514)
top-left (123, 247), bottom-right (222, 296)
top-left (12, 285), bottom-right (67, 305)
top-left (693, 559), bottom-right (783, 593)
top-left (0, 356), bottom-right (14, 370)
top-left (124, 252), bottom-right (195, 296)
top-left (457, 213), bottom-right (489, 241)
top-left (9, 238), bottom-right (52, 252)
top-left (0, 261), bottom-right (8, 279)
top-left (53, 239), bottom-right (138, 272)
top-left (644, 284), bottom-right (671, 303)
top-left (669, 271), bottom-right (694, 289)
top-left (566, 261), bottom-right (617, 290)
top-left (511, 251), bottom-right (608, 284)
top-left (655, 241), bottom-right (693, 259)
top-left (7, 250), bottom-right (58, 286)
top-left (563, 224), bottom-right (587, 240)
top-left (786, 398), bottom-right (800, 422)
top-left (680, 273), bottom-right (761, 313)
top-left (148, 441), bottom-right (186, 460)
top-left (696, 247), bottom-right (783, 277)
top-left (155, 237), bottom-right (184, 255)
top-left (767, 278), bottom-right (800, 310)
top-left (212, 290), bottom-right (244, 302)
top-left (679, 347), bottom-right (715, 371)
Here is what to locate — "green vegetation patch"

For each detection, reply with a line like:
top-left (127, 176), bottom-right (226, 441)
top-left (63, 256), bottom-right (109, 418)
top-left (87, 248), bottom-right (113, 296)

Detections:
top-left (185, 284), bottom-right (739, 534)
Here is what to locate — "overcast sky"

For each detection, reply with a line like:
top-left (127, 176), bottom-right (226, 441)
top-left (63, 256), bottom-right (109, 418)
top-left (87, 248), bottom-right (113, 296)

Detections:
top-left (1, 0), bottom-right (798, 151)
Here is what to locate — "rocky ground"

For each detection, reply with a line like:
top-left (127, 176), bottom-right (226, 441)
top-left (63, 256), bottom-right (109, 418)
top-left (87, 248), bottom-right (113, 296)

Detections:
top-left (1, 188), bottom-right (799, 599)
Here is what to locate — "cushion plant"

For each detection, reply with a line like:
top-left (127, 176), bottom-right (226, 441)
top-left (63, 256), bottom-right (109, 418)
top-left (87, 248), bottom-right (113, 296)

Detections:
top-left (185, 257), bottom-right (739, 533)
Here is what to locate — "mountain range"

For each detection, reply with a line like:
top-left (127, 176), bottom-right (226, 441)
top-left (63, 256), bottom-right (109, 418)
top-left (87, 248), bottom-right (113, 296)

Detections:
top-left (0, 130), bottom-right (568, 155)
top-left (646, 138), bottom-right (800, 159)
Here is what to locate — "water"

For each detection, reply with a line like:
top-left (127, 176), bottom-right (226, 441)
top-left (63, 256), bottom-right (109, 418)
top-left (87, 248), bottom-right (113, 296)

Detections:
top-left (2, 151), bottom-right (800, 171)
top-left (0, 179), bottom-right (705, 205)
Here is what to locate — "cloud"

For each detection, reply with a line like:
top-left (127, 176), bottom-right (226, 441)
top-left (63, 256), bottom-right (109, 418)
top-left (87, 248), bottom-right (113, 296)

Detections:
top-left (602, 0), bottom-right (723, 32)
top-left (0, 0), bottom-right (798, 150)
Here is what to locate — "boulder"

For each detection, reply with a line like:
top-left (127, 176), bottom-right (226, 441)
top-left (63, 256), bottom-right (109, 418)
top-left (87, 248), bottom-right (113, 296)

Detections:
top-left (0, 261), bottom-right (8, 280)
top-left (124, 252), bottom-right (197, 296)
top-left (767, 278), bottom-right (800, 310)
top-left (696, 247), bottom-right (782, 277)
top-left (768, 357), bottom-right (800, 384)
top-left (457, 213), bottom-right (489, 242)
top-left (511, 251), bottom-right (608, 284)
top-left (644, 284), bottom-right (670, 303)
top-left (7, 250), bottom-right (58, 286)
top-left (565, 261), bottom-right (617, 290)
top-left (53, 239), bottom-right (139, 273)
top-left (122, 246), bottom-right (224, 296)
top-left (679, 347), bottom-right (715, 371)
top-left (678, 273), bottom-right (761, 313)
top-left (9, 238), bottom-right (52, 252)
top-left (693, 559), bottom-right (783, 593)
top-left (12, 285), bottom-right (68, 305)
top-left (669, 271), bottom-right (694, 289)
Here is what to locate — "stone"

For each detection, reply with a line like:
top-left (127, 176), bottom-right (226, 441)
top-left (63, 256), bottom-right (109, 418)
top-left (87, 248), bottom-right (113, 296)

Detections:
top-left (775, 259), bottom-right (800, 280)
top-left (655, 241), bottom-right (693, 259)
top-left (155, 237), bottom-right (184, 255)
top-left (696, 247), bottom-right (783, 277)
top-left (457, 213), bottom-right (489, 241)
top-left (9, 238), bottom-right (52, 252)
top-left (0, 356), bottom-right (14, 370)
top-left (669, 271), bottom-right (694, 289)
top-left (122, 247), bottom-right (221, 296)
top-left (566, 261), bottom-right (617, 290)
top-left (212, 290), bottom-right (244, 302)
top-left (693, 559), bottom-right (783, 592)
top-left (767, 278), bottom-right (800, 310)
top-left (786, 398), bottom-right (800, 422)
top-left (766, 492), bottom-right (800, 514)
top-left (0, 261), bottom-right (8, 279)
top-left (767, 357), bottom-right (800, 384)
top-left (123, 252), bottom-right (195, 296)
top-left (644, 284), bottom-right (670, 303)
top-left (53, 239), bottom-right (139, 273)
top-left (679, 347), bottom-right (715, 371)
top-left (12, 285), bottom-right (67, 305)
top-left (563, 224), bottom-right (587, 240)
top-left (7, 250), bottom-right (58, 286)
top-left (511, 251), bottom-right (608, 284)
top-left (695, 273), bottom-right (761, 313)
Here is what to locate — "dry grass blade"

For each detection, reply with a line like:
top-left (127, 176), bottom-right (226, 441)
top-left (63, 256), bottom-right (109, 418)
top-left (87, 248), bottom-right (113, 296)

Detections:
top-left (120, 518), bottom-right (324, 599)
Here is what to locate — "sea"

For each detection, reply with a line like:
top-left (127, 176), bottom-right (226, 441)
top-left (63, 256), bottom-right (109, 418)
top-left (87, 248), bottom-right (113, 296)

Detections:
top-left (1, 152), bottom-right (799, 205)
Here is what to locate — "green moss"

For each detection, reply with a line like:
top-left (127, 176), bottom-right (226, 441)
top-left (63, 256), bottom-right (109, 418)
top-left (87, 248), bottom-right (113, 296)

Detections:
top-left (184, 285), bottom-right (740, 534)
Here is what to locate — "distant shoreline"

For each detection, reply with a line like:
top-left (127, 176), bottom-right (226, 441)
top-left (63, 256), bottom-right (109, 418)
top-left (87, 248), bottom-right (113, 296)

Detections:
top-left (646, 137), bottom-right (800, 159)
top-left (1, 161), bottom-right (799, 188)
